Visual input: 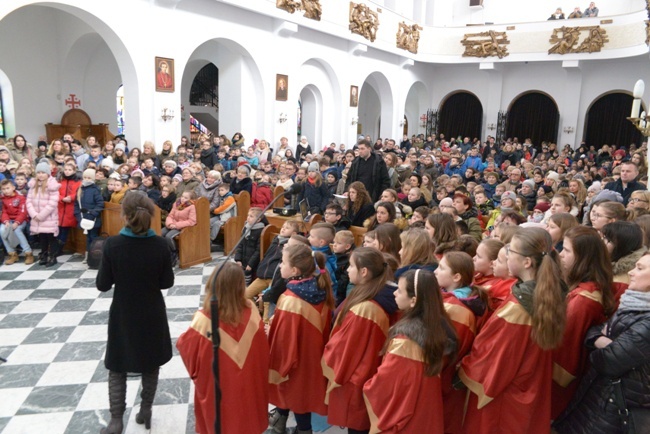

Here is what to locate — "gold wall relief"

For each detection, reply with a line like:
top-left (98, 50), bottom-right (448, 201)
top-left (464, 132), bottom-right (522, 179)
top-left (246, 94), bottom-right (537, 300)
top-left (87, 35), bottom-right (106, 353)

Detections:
top-left (276, 0), bottom-right (322, 21)
top-left (549, 26), bottom-right (609, 54)
top-left (349, 2), bottom-right (380, 42)
top-left (461, 30), bottom-right (510, 59)
top-left (396, 21), bottom-right (423, 54)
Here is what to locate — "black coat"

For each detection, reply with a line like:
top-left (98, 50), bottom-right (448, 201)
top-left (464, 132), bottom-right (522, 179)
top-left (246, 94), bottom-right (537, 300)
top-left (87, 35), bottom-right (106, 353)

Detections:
top-left (234, 222), bottom-right (264, 270)
top-left (554, 308), bottom-right (650, 434)
top-left (347, 202), bottom-right (376, 227)
top-left (298, 180), bottom-right (330, 214)
top-left (345, 152), bottom-right (391, 202)
top-left (96, 233), bottom-right (174, 373)
top-left (257, 236), bottom-right (287, 279)
top-left (200, 147), bottom-right (219, 170)
top-left (231, 177), bottom-right (253, 195)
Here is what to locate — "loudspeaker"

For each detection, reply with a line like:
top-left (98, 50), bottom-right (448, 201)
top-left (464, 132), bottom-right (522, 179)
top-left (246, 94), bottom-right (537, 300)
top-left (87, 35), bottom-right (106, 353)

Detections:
top-left (470, 0), bottom-right (483, 6)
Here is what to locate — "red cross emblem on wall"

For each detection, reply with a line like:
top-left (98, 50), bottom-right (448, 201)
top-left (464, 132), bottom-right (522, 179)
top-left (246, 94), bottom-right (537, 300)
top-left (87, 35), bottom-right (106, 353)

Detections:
top-left (65, 94), bottom-right (81, 109)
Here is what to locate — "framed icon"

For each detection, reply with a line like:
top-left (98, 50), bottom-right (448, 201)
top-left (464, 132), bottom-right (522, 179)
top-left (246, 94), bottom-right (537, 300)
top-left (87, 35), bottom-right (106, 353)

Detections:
top-left (155, 57), bottom-right (174, 92)
top-left (276, 74), bottom-right (288, 101)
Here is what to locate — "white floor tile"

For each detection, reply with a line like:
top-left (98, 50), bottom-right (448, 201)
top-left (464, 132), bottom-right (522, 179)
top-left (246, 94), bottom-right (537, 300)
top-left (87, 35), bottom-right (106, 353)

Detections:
top-left (37, 311), bottom-right (86, 327)
top-left (36, 279), bottom-right (79, 290)
top-left (88, 298), bottom-right (112, 312)
top-left (11, 299), bottom-right (58, 314)
top-left (164, 295), bottom-right (200, 309)
top-left (61, 287), bottom-right (100, 300)
top-left (14, 270), bottom-right (55, 280)
top-left (124, 404), bottom-right (187, 434)
top-left (76, 380), bottom-right (141, 411)
top-left (5, 343), bottom-right (65, 365)
top-left (0, 290), bottom-right (33, 302)
top-left (36, 360), bottom-right (100, 386)
top-left (0, 280), bottom-right (15, 290)
top-left (168, 321), bottom-right (191, 339)
top-left (2, 411), bottom-right (74, 434)
top-left (0, 387), bottom-right (32, 417)
top-left (173, 275), bottom-right (203, 285)
top-left (0, 328), bottom-right (32, 346)
top-left (159, 355), bottom-right (190, 380)
top-left (66, 325), bottom-right (107, 343)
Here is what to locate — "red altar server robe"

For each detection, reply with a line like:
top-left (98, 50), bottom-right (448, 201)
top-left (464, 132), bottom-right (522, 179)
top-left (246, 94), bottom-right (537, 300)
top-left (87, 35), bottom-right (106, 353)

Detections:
top-left (363, 336), bottom-right (444, 434)
top-left (551, 281), bottom-right (606, 419)
top-left (441, 292), bottom-right (477, 434)
top-left (474, 275), bottom-right (517, 331)
top-left (459, 294), bottom-right (553, 434)
top-left (322, 300), bottom-right (391, 431)
top-left (176, 304), bottom-right (269, 434)
top-left (268, 289), bottom-right (331, 415)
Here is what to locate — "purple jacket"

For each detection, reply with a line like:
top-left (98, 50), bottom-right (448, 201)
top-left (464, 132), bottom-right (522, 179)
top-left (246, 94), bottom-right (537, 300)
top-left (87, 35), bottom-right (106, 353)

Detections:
top-left (27, 176), bottom-right (61, 236)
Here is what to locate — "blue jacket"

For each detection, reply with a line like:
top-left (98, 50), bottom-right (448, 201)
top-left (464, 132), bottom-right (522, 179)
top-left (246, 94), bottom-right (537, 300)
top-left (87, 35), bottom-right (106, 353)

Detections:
top-left (444, 163), bottom-right (464, 177)
top-left (74, 183), bottom-right (105, 229)
top-left (462, 155), bottom-right (485, 172)
top-left (298, 180), bottom-right (330, 214)
top-left (312, 245), bottom-right (338, 295)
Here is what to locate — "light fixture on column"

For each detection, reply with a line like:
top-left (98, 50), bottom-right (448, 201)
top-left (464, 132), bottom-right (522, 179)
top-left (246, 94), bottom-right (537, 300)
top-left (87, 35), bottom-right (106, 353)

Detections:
top-left (161, 108), bottom-right (174, 122)
top-left (419, 114), bottom-right (427, 127)
top-left (627, 79), bottom-right (650, 181)
top-left (351, 116), bottom-right (359, 125)
top-left (563, 126), bottom-right (574, 134)
top-left (399, 118), bottom-right (406, 127)
top-left (487, 123), bottom-right (496, 131)
top-left (278, 112), bottom-right (288, 123)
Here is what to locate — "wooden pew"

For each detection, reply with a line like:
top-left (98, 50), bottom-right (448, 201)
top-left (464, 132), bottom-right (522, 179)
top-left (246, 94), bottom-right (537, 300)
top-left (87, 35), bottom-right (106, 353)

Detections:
top-left (223, 191), bottom-right (250, 255)
top-left (177, 197), bottom-right (212, 269)
top-left (64, 201), bottom-right (162, 254)
top-left (272, 186), bottom-right (285, 208)
top-left (349, 225), bottom-right (367, 247)
top-left (260, 224), bottom-right (280, 259)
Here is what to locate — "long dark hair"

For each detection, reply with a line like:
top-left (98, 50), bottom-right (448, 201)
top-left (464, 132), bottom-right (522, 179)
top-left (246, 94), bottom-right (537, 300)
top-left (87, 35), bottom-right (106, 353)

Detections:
top-left (563, 226), bottom-right (615, 316)
top-left (388, 269), bottom-right (456, 376)
top-left (601, 221), bottom-right (644, 262)
top-left (283, 244), bottom-right (334, 309)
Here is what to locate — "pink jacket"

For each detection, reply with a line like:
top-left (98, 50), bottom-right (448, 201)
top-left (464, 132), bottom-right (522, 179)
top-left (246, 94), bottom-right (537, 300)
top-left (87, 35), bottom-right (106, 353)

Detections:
top-left (165, 201), bottom-right (197, 230)
top-left (27, 176), bottom-right (61, 236)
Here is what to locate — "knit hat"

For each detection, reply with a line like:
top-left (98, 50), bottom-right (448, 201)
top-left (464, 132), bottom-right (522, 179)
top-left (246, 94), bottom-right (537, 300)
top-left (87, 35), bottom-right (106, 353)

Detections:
top-left (131, 169), bottom-right (145, 178)
top-left (540, 185), bottom-right (553, 195)
top-left (614, 149), bottom-right (626, 158)
top-left (101, 157), bottom-right (114, 169)
top-left (173, 174), bottom-right (183, 182)
top-left (533, 202), bottom-right (550, 213)
top-left (163, 160), bottom-right (177, 169)
top-left (109, 172), bottom-right (121, 180)
top-left (6, 161), bottom-right (18, 171)
top-left (439, 197), bottom-right (453, 208)
top-left (115, 143), bottom-right (126, 152)
top-left (501, 191), bottom-right (517, 202)
top-left (522, 179), bottom-right (536, 190)
top-left (587, 181), bottom-right (602, 193)
top-left (35, 160), bottom-right (51, 174)
top-left (0, 146), bottom-right (9, 153)
top-left (83, 168), bottom-right (96, 179)
top-left (593, 189), bottom-right (624, 204)
top-left (308, 161), bottom-right (319, 173)
top-left (546, 171), bottom-right (559, 182)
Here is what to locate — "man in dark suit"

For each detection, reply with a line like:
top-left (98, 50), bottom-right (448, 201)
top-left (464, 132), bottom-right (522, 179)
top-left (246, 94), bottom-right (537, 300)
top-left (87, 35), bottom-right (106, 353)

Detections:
top-left (604, 162), bottom-right (646, 206)
top-left (345, 139), bottom-right (390, 202)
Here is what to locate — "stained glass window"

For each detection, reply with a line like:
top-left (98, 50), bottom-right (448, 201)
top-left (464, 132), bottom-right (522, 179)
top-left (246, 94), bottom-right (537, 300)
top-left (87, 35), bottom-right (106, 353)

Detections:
top-left (116, 85), bottom-right (125, 135)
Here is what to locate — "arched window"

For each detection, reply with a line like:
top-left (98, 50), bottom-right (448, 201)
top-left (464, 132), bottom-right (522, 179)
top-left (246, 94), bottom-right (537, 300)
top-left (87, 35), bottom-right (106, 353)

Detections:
top-left (116, 85), bottom-right (125, 135)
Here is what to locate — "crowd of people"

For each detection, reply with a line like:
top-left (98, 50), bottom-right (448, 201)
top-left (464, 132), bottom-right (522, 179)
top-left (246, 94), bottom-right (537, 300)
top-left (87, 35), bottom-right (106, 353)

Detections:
top-left (1, 128), bottom-right (648, 434)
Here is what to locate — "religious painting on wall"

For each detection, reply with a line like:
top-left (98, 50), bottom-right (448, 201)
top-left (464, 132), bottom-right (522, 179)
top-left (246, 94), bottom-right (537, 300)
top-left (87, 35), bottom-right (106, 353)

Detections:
top-left (276, 74), bottom-right (288, 101)
top-left (350, 85), bottom-right (359, 107)
top-left (155, 57), bottom-right (174, 92)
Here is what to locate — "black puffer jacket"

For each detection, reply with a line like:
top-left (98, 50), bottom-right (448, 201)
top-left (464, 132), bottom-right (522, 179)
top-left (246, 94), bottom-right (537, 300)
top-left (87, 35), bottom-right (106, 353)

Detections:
top-left (554, 308), bottom-right (650, 434)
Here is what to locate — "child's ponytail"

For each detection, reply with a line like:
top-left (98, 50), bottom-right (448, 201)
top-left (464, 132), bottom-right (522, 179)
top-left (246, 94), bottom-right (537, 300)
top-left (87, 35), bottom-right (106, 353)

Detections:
top-left (313, 251), bottom-right (334, 309)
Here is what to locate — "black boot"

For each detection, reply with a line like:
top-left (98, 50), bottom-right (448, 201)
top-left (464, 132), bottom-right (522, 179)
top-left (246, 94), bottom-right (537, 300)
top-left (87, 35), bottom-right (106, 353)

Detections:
top-left (100, 371), bottom-right (127, 434)
top-left (38, 251), bottom-right (47, 265)
top-left (135, 368), bottom-right (159, 429)
top-left (46, 243), bottom-right (58, 268)
top-left (54, 239), bottom-right (66, 257)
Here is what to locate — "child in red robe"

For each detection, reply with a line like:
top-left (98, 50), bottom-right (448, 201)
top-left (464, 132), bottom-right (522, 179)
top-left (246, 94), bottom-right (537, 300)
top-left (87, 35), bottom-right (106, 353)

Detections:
top-left (458, 227), bottom-right (567, 434)
top-left (267, 245), bottom-right (335, 434)
top-left (176, 261), bottom-right (269, 434)
top-left (322, 247), bottom-right (398, 434)
top-left (552, 226), bottom-right (614, 419)
top-left (434, 251), bottom-right (487, 434)
top-left (364, 269), bottom-right (455, 434)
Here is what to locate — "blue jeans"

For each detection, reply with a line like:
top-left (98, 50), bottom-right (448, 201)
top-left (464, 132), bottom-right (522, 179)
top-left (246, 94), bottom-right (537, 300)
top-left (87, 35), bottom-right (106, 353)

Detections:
top-left (1, 221), bottom-right (32, 254)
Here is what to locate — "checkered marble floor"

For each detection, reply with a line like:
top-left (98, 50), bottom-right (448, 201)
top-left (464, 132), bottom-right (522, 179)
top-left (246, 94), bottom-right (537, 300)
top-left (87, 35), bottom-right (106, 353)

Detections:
top-left (0, 252), bottom-right (345, 434)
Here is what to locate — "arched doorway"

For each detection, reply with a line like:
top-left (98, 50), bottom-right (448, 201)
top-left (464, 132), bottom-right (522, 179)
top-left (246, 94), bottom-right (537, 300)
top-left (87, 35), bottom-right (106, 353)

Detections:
top-left (438, 91), bottom-right (483, 141)
top-left (404, 81), bottom-right (428, 137)
top-left (507, 92), bottom-right (559, 146)
top-left (299, 85), bottom-right (322, 151)
top-left (0, 5), bottom-right (138, 143)
top-left (584, 92), bottom-right (643, 148)
top-left (358, 72), bottom-right (394, 141)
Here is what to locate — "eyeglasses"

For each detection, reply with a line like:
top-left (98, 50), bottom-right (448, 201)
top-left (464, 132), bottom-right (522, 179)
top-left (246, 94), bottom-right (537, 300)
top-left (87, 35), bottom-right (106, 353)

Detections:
top-left (505, 245), bottom-right (525, 257)
top-left (630, 198), bottom-right (649, 203)
top-left (592, 212), bottom-right (613, 220)
top-left (324, 212), bottom-right (337, 216)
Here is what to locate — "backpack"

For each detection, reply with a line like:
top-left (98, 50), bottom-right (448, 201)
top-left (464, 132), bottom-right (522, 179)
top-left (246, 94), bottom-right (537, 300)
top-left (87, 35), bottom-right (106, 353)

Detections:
top-left (87, 233), bottom-right (109, 270)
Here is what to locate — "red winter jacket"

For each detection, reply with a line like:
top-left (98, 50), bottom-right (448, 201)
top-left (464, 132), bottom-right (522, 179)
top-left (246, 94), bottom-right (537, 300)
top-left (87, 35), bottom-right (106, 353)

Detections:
top-left (58, 176), bottom-right (81, 227)
top-left (251, 182), bottom-right (273, 208)
top-left (1, 193), bottom-right (28, 225)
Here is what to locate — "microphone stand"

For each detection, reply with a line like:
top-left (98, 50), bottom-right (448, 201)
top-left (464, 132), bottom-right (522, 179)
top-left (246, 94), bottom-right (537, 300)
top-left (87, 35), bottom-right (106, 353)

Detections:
top-left (210, 183), bottom-right (303, 434)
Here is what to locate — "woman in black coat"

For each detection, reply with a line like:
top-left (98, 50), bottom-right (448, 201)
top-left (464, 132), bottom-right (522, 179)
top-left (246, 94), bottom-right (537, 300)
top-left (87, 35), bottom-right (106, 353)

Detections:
top-left (554, 253), bottom-right (650, 434)
top-left (346, 181), bottom-right (376, 227)
top-left (96, 193), bottom-right (174, 434)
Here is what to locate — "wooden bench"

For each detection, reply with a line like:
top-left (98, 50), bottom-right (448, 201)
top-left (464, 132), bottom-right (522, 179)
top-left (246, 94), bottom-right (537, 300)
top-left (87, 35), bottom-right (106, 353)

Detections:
top-left (223, 191), bottom-right (250, 255)
top-left (65, 201), bottom-right (162, 254)
top-left (177, 197), bottom-right (212, 269)
top-left (272, 186), bottom-right (285, 208)
top-left (260, 224), bottom-right (280, 259)
top-left (349, 225), bottom-right (367, 247)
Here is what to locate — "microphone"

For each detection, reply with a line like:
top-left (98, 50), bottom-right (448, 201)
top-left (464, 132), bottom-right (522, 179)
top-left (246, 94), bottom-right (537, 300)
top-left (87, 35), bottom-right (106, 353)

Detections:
top-left (208, 179), bottom-right (305, 434)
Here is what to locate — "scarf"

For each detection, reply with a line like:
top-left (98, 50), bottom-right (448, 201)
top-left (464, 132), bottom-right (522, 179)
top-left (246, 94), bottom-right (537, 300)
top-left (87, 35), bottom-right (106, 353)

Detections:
top-left (119, 227), bottom-right (156, 238)
top-left (82, 180), bottom-right (94, 187)
top-left (175, 199), bottom-right (194, 211)
top-left (619, 289), bottom-right (650, 312)
top-left (287, 277), bottom-right (326, 305)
